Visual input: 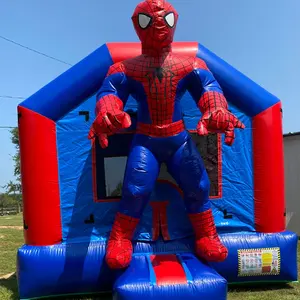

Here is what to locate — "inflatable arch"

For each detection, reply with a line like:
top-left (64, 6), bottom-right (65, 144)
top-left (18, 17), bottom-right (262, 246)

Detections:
top-left (17, 42), bottom-right (298, 299)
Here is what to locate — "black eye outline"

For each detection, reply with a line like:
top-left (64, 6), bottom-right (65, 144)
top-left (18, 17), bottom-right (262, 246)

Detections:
top-left (164, 12), bottom-right (175, 28)
top-left (138, 13), bottom-right (152, 29)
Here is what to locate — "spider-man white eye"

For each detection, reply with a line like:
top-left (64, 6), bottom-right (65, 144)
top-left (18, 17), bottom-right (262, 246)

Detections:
top-left (164, 12), bottom-right (175, 28)
top-left (138, 14), bottom-right (152, 29)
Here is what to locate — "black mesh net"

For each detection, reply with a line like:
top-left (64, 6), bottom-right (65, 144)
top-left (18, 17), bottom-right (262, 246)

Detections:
top-left (99, 133), bottom-right (220, 199)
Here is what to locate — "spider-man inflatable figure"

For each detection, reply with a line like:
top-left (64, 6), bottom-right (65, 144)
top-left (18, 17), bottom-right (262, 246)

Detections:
top-left (89, 0), bottom-right (245, 270)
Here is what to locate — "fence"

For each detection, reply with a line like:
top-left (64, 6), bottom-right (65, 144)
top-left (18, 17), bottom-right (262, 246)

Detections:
top-left (0, 205), bottom-right (22, 216)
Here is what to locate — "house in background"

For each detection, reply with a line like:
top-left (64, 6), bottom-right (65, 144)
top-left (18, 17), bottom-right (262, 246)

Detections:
top-left (284, 131), bottom-right (300, 235)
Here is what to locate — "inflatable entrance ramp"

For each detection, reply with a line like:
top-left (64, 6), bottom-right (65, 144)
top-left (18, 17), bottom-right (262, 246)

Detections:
top-left (113, 254), bottom-right (227, 300)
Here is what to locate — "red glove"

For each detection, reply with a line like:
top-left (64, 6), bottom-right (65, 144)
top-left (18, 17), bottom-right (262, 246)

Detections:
top-left (88, 95), bottom-right (131, 148)
top-left (197, 91), bottom-right (245, 146)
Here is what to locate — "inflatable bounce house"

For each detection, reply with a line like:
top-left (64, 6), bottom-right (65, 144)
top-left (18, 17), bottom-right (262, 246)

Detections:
top-left (16, 1), bottom-right (297, 299)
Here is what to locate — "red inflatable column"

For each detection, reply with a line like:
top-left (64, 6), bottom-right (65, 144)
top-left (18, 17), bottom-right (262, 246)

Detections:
top-left (18, 106), bottom-right (62, 245)
top-left (253, 102), bottom-right (285, 233)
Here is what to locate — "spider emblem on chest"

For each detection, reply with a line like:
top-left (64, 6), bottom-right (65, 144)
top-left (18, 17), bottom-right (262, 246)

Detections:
top-left (144, 65), bottom-right (176, 98)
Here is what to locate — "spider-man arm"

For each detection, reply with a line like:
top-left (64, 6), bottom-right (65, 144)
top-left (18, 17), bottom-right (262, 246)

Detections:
top-left (186, 58), bottom-right (245, 146)
top-left (88, 63), bottom-right (131, 148)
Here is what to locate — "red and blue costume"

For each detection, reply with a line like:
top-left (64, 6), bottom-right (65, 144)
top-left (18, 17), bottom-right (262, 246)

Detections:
top-left (89, 0), bottom-right (245, 269)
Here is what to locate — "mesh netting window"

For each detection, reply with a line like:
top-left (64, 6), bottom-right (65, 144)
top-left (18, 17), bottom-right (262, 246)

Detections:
top-left (191, 133), bottom-right (220, 197)
top-left (100, 133), bottom-right (221, 199)
top-left (104, 157), bottom-right (126, 198)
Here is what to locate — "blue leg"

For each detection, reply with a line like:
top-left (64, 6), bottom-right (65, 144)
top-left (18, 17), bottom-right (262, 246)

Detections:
top-left (106, 141), bottom-right (160, 270)
top-left (166, 135), bottom-right (211, 214)
top-left (166, 135), bottom-right (228, 262)
top-left (119, 142), bottom-right (160, 218)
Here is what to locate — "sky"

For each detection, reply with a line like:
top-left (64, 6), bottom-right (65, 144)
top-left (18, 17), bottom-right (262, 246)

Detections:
top-left (0, 0), bottom-right (299, 191)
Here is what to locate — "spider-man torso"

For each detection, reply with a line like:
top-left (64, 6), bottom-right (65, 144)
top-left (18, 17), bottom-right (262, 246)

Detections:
top-left (123, 54), bottom-right (187, 125)
top-left (97, 51), bottom-right (219, 139)
top-left (106, 53), bottom-right (208, 136)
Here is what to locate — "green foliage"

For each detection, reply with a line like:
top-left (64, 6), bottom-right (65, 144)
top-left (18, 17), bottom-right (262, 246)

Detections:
top-left (0, 194), bottom-right (17, 207)
top-left (10, 128), bottom-right (20, 180)
top-left (4, 128), bottom-right (22, 196)
top-left (4, 181), bottom-right (21, 197)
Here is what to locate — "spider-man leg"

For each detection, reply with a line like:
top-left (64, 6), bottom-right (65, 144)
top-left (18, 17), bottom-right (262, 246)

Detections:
top-left (167, 135), bottom-right (228, 262)
top-left (105, 142), bottom-right (160, 269)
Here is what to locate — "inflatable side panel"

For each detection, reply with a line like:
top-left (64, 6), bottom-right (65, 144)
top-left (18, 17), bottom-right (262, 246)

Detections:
top-left (253, 102), bottom-right (285, 232)
top-left (211, 231), bottom-right (298, 283)
top-left (213, 103), bottom-right (254, 233)
top-left (196, 44), bottom-right (285, 233)
top-left (18, 106), bottom-right (62, 246)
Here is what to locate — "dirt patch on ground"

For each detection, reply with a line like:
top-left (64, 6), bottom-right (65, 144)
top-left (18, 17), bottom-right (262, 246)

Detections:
top-left (0, 272), bottom-right (15, 280)
top-left (0, 226), bottom-right (23, 230)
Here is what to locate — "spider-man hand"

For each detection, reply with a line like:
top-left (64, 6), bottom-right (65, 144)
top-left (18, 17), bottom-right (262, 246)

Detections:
top-left (88, 95), bottom-right (131, 148)
top-left (197, 91), bottom-right (245, 146)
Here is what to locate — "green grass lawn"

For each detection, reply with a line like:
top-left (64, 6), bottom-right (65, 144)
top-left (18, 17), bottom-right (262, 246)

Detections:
top-left (0, 214), bottom-right (299, 300)
top-left (0, 214), bottom-right (23, 227)
top-left (0, 214), bottom-right (24, 300)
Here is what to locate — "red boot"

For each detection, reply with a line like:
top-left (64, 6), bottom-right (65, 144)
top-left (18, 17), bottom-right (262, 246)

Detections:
top-left (105, 212), bottom-right (139, 269)
top-left (189, 209), bottom-right (228, 262)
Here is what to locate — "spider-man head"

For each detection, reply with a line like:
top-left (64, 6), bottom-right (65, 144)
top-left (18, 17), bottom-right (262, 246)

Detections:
top-left (132, 0), bottom-right (178, 54)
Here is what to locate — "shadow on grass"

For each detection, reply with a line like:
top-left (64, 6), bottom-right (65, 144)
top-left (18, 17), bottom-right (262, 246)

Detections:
top-left (0, 273), bottom-right (19, 300)
top-left (0, 270), bottom-right (295, 300)
top-left (228, 282), bottom-right (295, 293)
top-left (0, 273), bottom-right (112, 300)
top-left (53, 293), bottom-right (112, 300)
top-left (0, 274), bottom-right (296, 300)
top-left (42, 293), bottom-right (112, 300)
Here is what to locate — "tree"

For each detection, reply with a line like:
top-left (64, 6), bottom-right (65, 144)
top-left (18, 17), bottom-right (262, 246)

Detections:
top-left (4, 127), bottom-right (22, 196)
top-left (0, 193), bottom-right (16, 207)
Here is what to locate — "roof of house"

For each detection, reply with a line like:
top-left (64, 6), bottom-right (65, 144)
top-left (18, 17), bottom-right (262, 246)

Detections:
top-left (284, 131), bottom-right (300, 137)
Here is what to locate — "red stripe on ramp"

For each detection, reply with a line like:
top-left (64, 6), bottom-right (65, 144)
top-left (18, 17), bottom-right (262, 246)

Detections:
top-left (150, 254), bottom-right (187, 286)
